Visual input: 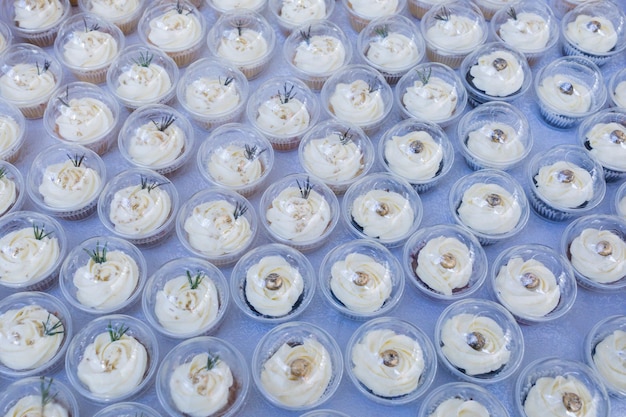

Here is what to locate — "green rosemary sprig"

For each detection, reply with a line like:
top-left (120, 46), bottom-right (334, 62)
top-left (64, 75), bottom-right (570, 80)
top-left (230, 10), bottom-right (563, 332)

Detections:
top-left (84, 241), bottom-right (107, 264)
top-left (416, 67), bottom-right (432, 85)
top-left (337, 129), bottom-right (353, 145)
top-left (36, 60), bottom-right (51, 76)
top-left (107, 321), bottom-right (129, 342)
top-left (140, 175), bottom-right (164, 192)
top-left (367, 78), bottom-right (380, 94)
top-left (233, 201), bottom-right (248, 220)
top-left (186, 270), bottom-right (204, 289)
top-left (0, 167), bottom-right (6, 180)
top-left (375, 25), bottom-right (389, 38)
top-left (41, 313), bottom-right (64, 336)
top-left (206, 352), bottom-right (220, 370)
top-left (234, 20), bottom-right (245, 36)
top-left (278, 83), bottom-right (297, 104)
top-left (132, 51), bottom-right (153, 68)
top-left (507, 6), bottom-right (517, 20)
top-left (83, 17), bottom-right (100, 32)
top-left (434, 6), bottom-right (451, 22)
top-left (40, 377), bottom-right (58, 409)
top-left (67, 153), bottom-right (85, 167)
top-left (33, 224), bottom-right (53, 240)
top-left (296, 177), bottom-right (312, 199)
top-left (151, 114), bottom-right (177, 132)
top-left (244, 144), bottom-right (265, 161)
top-left (175, 0), bottom-right (192, 14)
top-left (299, 26), bottom-right (312, 44)
top-left (220, 76), bottom-right (234, 86)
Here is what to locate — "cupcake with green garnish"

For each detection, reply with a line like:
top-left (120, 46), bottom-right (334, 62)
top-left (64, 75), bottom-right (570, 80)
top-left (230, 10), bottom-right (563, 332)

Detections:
top-left (1, 377), bottom-right (79, 417)
top-left (0, 162), bottom-right (25, 218)
top-left (78, 0), bottom-right (147, 35)
top-left (2, 0), bottom-right (70, 47)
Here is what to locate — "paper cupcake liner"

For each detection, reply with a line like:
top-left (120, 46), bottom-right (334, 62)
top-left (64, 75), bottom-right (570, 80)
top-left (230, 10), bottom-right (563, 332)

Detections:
top-left (300, 75), bottom-right (330, 92)
top-left (537, 102), bottom-right (579, 129)
top-left (528, 188), bottom-right (572, 222)
top-left (601, 166), bottom-right (626, 182)
top-left (69, 66), bottom-right (109, 85)
top-left (126, 225), bottom-right (174, 246)
top-left (412, 180), bottom-right (438, 194)
top-left (115, 16), bottom-right (141, 35)
top-left (426, 48), bottom-right (465, 69)
top-left (562, 42), bottom-right (612, 67)
top-left (239, 57), bottom-right (272, 80)
top-left (191, 110), bottom-right (244, 130)
top-left (18, 28), bottom-right (59, 47)
top-left (348, 12), bottom-right (371, 33)
top-left (408, 2), bottom-right (429, 19)
top-left (359, 118), bottom-right (386, 136)
top-left (18, 102), bottom-right (48, 120)
top-left (54, 200), bottom-right (99, 221)
top-left (166, 42), bottom-right (203, 68)
top-left (0, 144), bottom-right (22, 164)
top-left (476, 5), bottom-right (497, 20)
top-left (462, 155), bottom-right (486, 171)
top-left (378, 71), bottom-right (404, 86)
top-left (12, 267), bottom-right (60, 292)
top-left (266, 135), bottom-right (303, 151)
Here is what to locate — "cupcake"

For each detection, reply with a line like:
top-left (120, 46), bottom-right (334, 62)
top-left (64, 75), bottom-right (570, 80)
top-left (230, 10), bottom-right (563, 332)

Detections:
top-left (176, 58), bottom-right (249, 130)
top-left (252, 321), bottom-right (343, 410)
top-left (533, 56), bottom-right (606, 129)
top-left (59, 236), bottom-right (147, 314)
top-left (418, 382), bottom-right (510, 417)
top-left (198, 123), bottom-right (274, 197)
top-left (231, 243), bottom-right (315, 322)
top-left (456, 101), bottom-right (532, 171)
top-left (0, 98), bottom-right (26, 163)
top-left (408, 0), bottom-right (454, 20)
top-left (117, 104), bottom-right (194, 175)
top-left (473, 0), bottom-right (519, 20)
top-left (176, 188), bottom-right (257, 266)
top-left (527, 144), bottom-right (605, 222)
top-left (491, 244), bottom-right (577, 324)
top-left (247, 77), bottom-right (319, 151)
top-left (65, 314), bottom-right (159, 402)
top-left (585, 315), bottom-right (626, 397)
top-left (0, 292), bottom-right (72, 378)
top-left (156, 337), bottom-right (250, 417)
top-left (561, 214), bottom-right (626, 291)
top-left (318, 239), bottom-right (404, 319)
top-left (283, 20), bottom-right (352, 91)
top-left (0, 44), bottom-right (63, 119)
top-left (342, 0), bottom-right (406, 33)
top-left (449, 169), bottom-right (529, 245)
top-left (298, 119), bottom-right (374, 194)
top-left (491, 1), bottom-right (559, 65)
top-left (435, 298), bottom-right (524, 383)
top-left (78, 0), bottom-right (146, 34)
top-left (0, 377), bottom-right (79, 417)
top-left (402, 223), bottom-right (488, 301)
top-left (578, 108), bottom-right (626, 181)
top-left (0, 211), bottom-right (66, 291)
top-left (259, 174), bottom-right (339, 251)
top-left (106, 45), bottom-right (179, 110)
top-left (27, 144), bottom-right (106, 220)
top-left (320, 64), bottom-right (394, 135)
top-left (2, 0), bottom-right (70, 47)
top-left (43, 81), bottom-right (119, 155)
top-left (137, 0), bottom-right (206, 67)
top-left (379, 119), bottom-right (455, 193)
top-left (343, 172), bottom-right (423, 248)
top-left (0, 161), bottom-right (24, 218)
top-left (460, 42), bottom-right (532, 106)
top-left (515, 357), bottom-right (610, 417)
top-left (395, 62), bottom-right (468, 128)
top-left (268, 0), bottom-right (334, 34)
top-left (345, 317), bottom-right (437, 404)
top-left (206, 10), bottom-right (276, 80)
top-left (142, 257), bottom-right (229, 338)
top-left (420, 2), bottom-right (488, 69)
top-left (97, 168), bottom-right (179, 246)
top-left (54, 12), bottom-right (125, 84)
top-left (561, 1), bottom-right (626, 66)
top-left (357, 15), bottom-right (425, 85)
top-left (609, 67), bottom-right (626, 109)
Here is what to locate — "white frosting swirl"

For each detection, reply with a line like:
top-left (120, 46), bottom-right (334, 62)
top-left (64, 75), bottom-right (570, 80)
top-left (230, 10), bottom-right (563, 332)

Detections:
top-left (89, 0), bottom-right (140, 20)
top-left (384, 131), bottom-right (443, 181)
top-left (13, 0), bottom-right (64, 30)
top-left (245, 255), bottom-right (304, 317)
top-left (495, 257), bottom-right (560, 318)
top-left (351, 189), bottom-right (414, 240)
top-left (468, 50), bottom-right (524, 97)
top-left (109, 185), bottom-right (171, 236)
top-left (127, 121), bottom-right (185, 167)
top-left (183, 200), bottom-right (252, 256)
top-left (170, 353), bottom-right (233, 417)
top-left (73, 250), bottom-right (139, 310)
top-left (211, 0), bottom-right (264, 11)
top-left (294, 36), bottom-right (346, 75)
top-left (524, 376), bottom-right (597, 417)
top-left (585, 122), bottom-right (626, 171)
top-left (0, 227), bottom-right (59, 284)
top-left (155, 273), bottom-right (220, 334)
top-left (280, 0), bottom-right (326, 25)
top-left (466, 122), bottom-right (525, 164)
top-left (256, 96), bottom-right (310, 136)
top-left (415, 236), bottom-right (472, 296)
top-left (39, 160), bottom-right (102, 209)
top-left (440, 313), bottom-right (511, 376)
top-left (0, 305), bottom-right (63, 370)
top-left (352, 329), bottom-right (424, 397)
top-left (63, 29), bottom-right (118, 68)
top-left (185, 77), bottom-right (240, 115)
top-left (217, 29), bottom-right (268, 64)
top-left (566, 15), bottom-right (617, 54)
top-left (348, 0), bottom-right (398, 18)
top-left (457, 183), bottom-right (522, 235)
top-left (499, 12), bottom-right (550, 52)
top-left (208, 144), bottom-right (264, 187)
top-left (614, 81), bottom-right (626, 108)
top-left (426, 14), bottom-right (484, 53)
top-left (366, 32), bottom-right (419, 71)
top-left (3, 395), bottom-right (69, 417)
top-left (76, 331), bottom-right (148, 398)
top-left (147, 9), bottom-right (202, 51)
top-left (537, 75), bottom-right (591, 114)
top-left (534, 161), bottom-right (594, 209)
top-left (260, 338), bottom-right (333, 407)
top-left (116, 63), bottom-right (172, 102)
top-left (0, 116), bottom-right (20, 153)
top-left (329, 79), bottom-right (385, 124)
top-left (55, 97), bottom-right (114, 143)
top-left (0, 177), bottom-right (16, 216)
top-left (266, 186), bottom-right (331, 242)
top-left (570, 228), bottom-right (626, 284)
top-left (402, 76), bottom-right (458, 122)
top-left (302, 133), bottom-right (364, 183)
top-left (330, 252), bottom-right (392, 313)
top-left (593, 330), bottom-right (626, 392)
top-left (429, 398), bottom-right (490, 417)
top-left (0, 64), bottom-right (56, 103)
